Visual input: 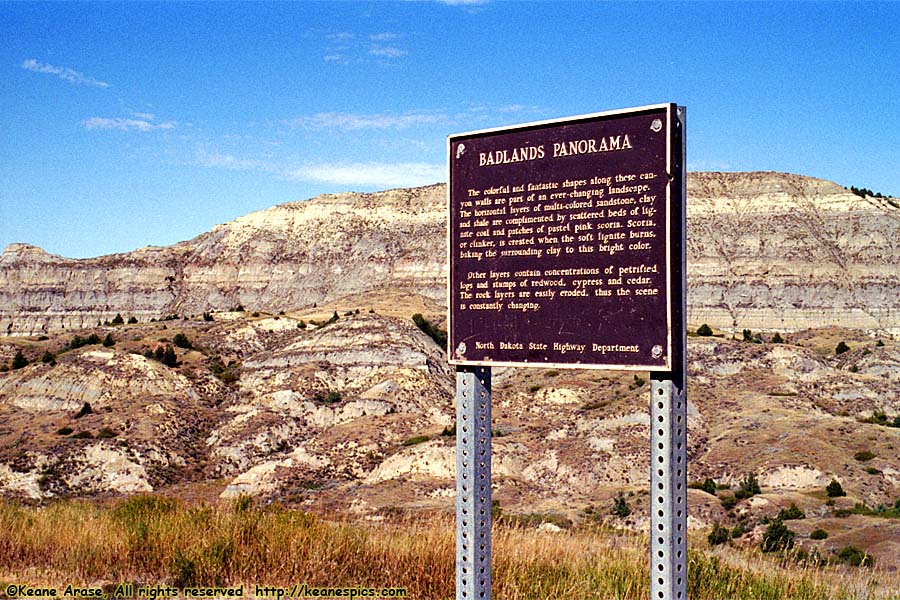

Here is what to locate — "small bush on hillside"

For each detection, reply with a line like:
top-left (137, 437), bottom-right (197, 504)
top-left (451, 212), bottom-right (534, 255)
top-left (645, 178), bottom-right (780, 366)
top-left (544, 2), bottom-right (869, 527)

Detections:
top-left (777, 503), bottom-right (805, 521)
top-left (402, 435), bottom-right (430, 447)
top-left (11, 350), bottom-right (29, 370)
top-left (760, 520), bottom-right (795, 552)
top-left (696, 323), bottom-right (713, 336)
top-left (412, 313), bottom-right (447, 350)
top-left (810, 528), bottom-right (828, 540)
top-left (836, 546), bottom-right (874, 567)
top-left (734, 472), bottom-right (761, 500)
top-left (835, 341), bottom-right (850, 355)
top-left (826, 480), bottom-right (846, 497)
top-left (707, 522), bottom-right (730, 546)
top-left (173, 333), bottom-right (192, 349)
top-left (854, 450), bottom-right (875, 462)
top-left (611, 492), bottom-right (631, 518)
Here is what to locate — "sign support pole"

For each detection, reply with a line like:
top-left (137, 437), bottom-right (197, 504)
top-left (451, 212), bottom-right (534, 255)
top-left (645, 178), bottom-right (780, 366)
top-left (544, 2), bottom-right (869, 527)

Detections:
top-left (650, 105), bottom-right (688, 600)
top-left (455, 365), bottom-right (492, 600)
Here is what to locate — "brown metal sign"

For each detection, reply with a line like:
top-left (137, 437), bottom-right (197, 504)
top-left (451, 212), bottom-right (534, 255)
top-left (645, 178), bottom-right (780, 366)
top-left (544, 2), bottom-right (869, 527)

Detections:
top-left (448, 104), bottom-right (684, 370)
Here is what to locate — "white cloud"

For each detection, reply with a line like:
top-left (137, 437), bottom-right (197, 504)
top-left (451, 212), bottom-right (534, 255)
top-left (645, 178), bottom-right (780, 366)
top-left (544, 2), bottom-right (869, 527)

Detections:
top-left (83, 117), bottom-right (176, 132)
top-left (285, 111), bottom-right (448, 131)
top-left (287, 162), bottom-right (445, 188)
top-left (132, 112), bottom-right (156, 120)
top-left (370, 45), bottom-right (407, 58)
top-left (21, 59), bottom-right (109, 88)
top-left (195, 150), bottom-right (270, 172)
top-left (370, 33), bottom-right (400, 41)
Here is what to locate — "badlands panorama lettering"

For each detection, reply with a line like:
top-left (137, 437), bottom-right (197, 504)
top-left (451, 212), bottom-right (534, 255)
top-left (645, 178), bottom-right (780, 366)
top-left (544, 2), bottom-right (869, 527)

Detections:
top-left (479, 135), bottom-right (632, 166)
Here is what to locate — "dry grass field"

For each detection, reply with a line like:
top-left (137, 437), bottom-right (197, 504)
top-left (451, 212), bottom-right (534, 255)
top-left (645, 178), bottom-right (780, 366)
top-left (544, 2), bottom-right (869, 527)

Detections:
top-left (0, 496), bottom-right (898, 600)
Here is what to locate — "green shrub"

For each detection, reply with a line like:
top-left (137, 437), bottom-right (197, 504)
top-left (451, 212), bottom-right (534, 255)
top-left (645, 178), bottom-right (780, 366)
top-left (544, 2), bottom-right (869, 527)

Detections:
top-left (111, 313), bottom-right (125, 325)
top-left (127, 316), bottom-right (138, 324)
top-left (760, 520), bottom-right (795, 552)
top-left (412, 313), bottom-right (447, 350)
top-left (11, 350), bottom-right (28, 370)
top-left (203, 312), bottom-right (214, 322)
top-left (836, 546), bottom-right (874, 567)
top-left (826, 479), bottom-right (846, 497)
top-left (402, 435), bottom-right (430, 447)
top-left (689, 478), bottom-right (717, 496)
top-left (71, 431), bottom-right (94, 440)
top-left (772, 332), bottom-right (784, 344)
top-left (854, 450), bottom-right (875, 462)
top-left (719, 493), bottom-right (738, 510)
top-left (41, 351), bottom-right (56, 366)
top-left (528, 385), bottom-right (541, 393)
top-left (777, 503), bottom-right (805, 521)
top-left (810, 528), bottom-right (828, 540)
top-left (74, 402), bottom-right (93, 419)
top-left (734, 472), bottom-right (761, 500)
top-left (863, 466), bottom-right (881, 475)
top-left (707, 522), bottom-right (730, 546)
top-left (730, 522), bottom-right (747, 539)
top-left (96, 427), bottom-right (118, 439)
top-left (173, 333), bottom-right (192, 349)
top-left (56, 427), bottom-right (73, 436)
top-left (440, 423), bottom-right (456, 437)
top-left (611, 492), bottom-right (631, 518)
top-left (102, 333), bottom-right (115, 347)
top-left (835, 341), bottom-right (850, 355)
top-left (696, 323), bottom-right (713, 336)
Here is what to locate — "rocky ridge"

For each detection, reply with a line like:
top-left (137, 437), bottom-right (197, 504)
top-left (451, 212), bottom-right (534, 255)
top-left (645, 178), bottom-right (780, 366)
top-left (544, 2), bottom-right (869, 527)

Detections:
top-left (2, 172), bottom-right (899, 336)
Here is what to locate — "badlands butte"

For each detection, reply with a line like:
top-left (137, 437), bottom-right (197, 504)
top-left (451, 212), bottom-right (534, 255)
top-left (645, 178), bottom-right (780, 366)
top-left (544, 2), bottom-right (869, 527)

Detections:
top-left (1, 171), bottom-right (900, 567)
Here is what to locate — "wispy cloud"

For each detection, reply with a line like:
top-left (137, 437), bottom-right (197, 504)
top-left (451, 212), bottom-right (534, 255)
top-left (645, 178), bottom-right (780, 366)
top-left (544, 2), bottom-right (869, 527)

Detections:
top-left (287, 162), bottom-right (445, 188)
top-left (21, 59), bottom-right (109, 88)
top-left (195, 149), bottom-right (272, 172)
top-left (321, 31), bottom-right (407, 64)
top-left (83, 116), bottom-right (176, 132)
top-left (284, 111), bottom-right (449, 131)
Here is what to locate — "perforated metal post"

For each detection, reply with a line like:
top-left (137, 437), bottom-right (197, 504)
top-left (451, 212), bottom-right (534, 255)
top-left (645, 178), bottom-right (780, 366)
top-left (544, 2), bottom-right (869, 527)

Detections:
top-left (650, 104), bottom-right (688, 600)
top-left (650, 379), bottom-right (688, 600)
top-left (455, 366), bottom-right (492, 600)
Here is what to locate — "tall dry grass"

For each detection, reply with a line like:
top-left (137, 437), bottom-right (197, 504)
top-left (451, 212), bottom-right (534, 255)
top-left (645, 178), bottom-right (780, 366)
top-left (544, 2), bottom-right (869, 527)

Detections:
top-left (0, 496), bottom-right (897, 599)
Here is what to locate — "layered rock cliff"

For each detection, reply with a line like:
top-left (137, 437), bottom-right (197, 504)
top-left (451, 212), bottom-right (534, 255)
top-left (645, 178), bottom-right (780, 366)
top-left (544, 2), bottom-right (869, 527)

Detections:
top-left (2, 173), bottom-right (898, 336)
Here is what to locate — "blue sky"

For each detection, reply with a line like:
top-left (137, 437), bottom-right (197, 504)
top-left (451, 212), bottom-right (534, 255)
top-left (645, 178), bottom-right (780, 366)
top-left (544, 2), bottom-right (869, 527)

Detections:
top-left (2, 1), bottom-right (898, 259)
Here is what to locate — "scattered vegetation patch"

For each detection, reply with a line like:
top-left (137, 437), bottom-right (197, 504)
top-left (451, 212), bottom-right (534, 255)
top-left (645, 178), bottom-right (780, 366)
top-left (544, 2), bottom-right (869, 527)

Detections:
top-left (611, 492), bottom-right (631, 518)
top-left (835, 545), bottom-right (875, 568)
top-left (412, 313), bottom-right (447, 350)
top-left (809, 528), bottom-right (828, 540)
top-left (776, 503), bottom-right (805, 521)
top-left (688, 478), bottom-right (718, 496)
top-left (853, 450), bottom-right (875, 462)
top-left (74, 402), bottom-right (93, 419)
top-left (760, 519), bottom-right (795, 553)
top-left (11, 350), bottom-right (29, 370)
top-left (313, 390), bottom-right (342, 404)
top-left (173, 333), bottom-right (193, 349)
top-left (56, 427), bottom-right (73, 436)
top-left (734, 472), bottom-right (761, 500)
top-left (826, 480), bottom-right (846, 498)
top-left (707, 522), bottom-right (730, 546)
top-left (401, 435), bottom-right (430, 447)
top-left (41, 351), bottom-right (56, 366)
